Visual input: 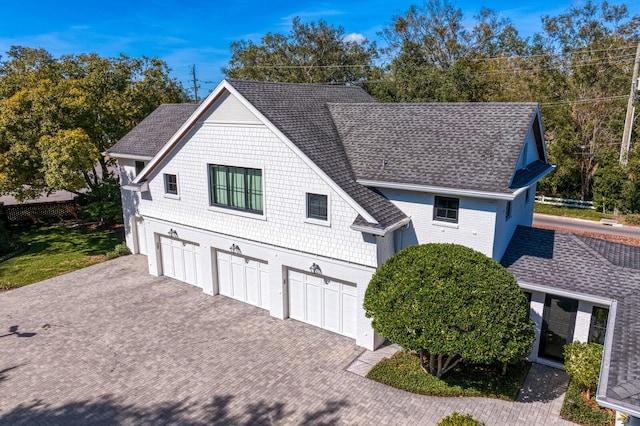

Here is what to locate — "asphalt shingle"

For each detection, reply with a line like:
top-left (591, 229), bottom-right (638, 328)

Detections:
top-left (106, 104), bottom-right (199, 158)
top-left (227, 79), bottom-right (408, 230)
top-left (502, 226), bottom-right (640, 413)
top-left (329, 102), bottom-right (541, 194)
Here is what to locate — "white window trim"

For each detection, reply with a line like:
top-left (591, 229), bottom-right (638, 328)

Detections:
top-left (206, 163), bottom-right (267, 221)
top-left (163, 172), bottom-right (180, 200)
top-left (432, 195), bottom-right (460, 225)
top-left (304, 191), bottom-right (331, 227)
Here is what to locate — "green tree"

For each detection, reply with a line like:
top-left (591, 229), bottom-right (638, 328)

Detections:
top-left (0, 47), bottom-right (188, 201)
top-left (363, 244), bottom-right (534, 378)
top-left (372, 1), bottom-right (527, 102)
top-left (224, 17), bottom-right (379, 84)
top-left (536, 1), bottom-right (640, 200)
top-left (564, 341), bottom-right (604, 400)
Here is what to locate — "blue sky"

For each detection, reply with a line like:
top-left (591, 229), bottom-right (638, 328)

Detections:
top-left (2, 1), bottom-right (639, 96)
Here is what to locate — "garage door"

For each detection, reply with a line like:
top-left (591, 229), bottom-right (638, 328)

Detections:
top-left (288, 269), bottom-right (357, 339)
top-left (160, 236), bottom-right (201, 287)
top-left (217, 251), bottom-right (269, 309)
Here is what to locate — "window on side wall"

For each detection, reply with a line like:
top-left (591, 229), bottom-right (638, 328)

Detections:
top-left (506, 200), bottom-right (512, 219)
top-left (433, 196), bottom-right (459, 223)
top-left (135, 161), bottom-right (146, 175)
top-left (209, 165), bottom-right (263, 214)
top-left (525, 188), bottom-right (530, 203)
top-left (164, 173), bottom-right (178, 195)
top-left (588, 306), bottom-right (609, 345)
top-left (306, 193), bottom-right (328, 221)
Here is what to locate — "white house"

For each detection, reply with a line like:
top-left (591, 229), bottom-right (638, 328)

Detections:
top-left (105, 79), bottom-right (640, 420)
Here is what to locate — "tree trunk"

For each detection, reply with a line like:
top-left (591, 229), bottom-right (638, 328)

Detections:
top-left (502, 361), bottom-right (507, 376)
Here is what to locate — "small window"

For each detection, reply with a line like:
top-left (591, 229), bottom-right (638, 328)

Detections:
top-left (525, 188), bottom-right (530, 203)
top-left (307, 193), bottom-right (328, 221)
top-left (506, 200), bottom-right (512, 219)
top-left (433, 196), bottom-right (459, 223)
top-left (589, 306), bottom-right (609, 345)
top-left (164, 174), bottom-right (178, 195)
top-left (135, 161), bottom-right (146, 175)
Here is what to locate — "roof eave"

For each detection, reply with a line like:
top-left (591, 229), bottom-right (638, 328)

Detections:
top-left (350, 216), bottom-right (411, 236)
top-left (358, 180), bottom-right (518, 200)
top-left (509, 164), bottom-right (556, 190)
top-left (103, 151), bottom-right (154, 161)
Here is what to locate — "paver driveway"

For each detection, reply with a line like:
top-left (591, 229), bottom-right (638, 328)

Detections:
top-left (0, 255), bottom-right (573, 425)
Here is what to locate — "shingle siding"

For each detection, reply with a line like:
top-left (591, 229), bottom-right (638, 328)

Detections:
top-left (139, 120), bottom-right (378, 267)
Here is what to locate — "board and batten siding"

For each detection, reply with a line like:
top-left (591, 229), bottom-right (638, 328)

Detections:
top-left (137, 93), bottom-right (378, 268)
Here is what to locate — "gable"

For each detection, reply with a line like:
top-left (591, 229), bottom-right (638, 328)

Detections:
top-left (205, 91), bottom-right (261, 124)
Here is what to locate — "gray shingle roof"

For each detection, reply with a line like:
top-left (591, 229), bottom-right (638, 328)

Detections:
top-left (106, 104), bottom-right (199, 158)
top-left (227, 79), bottom-right (408, 230)
top-left (329, 102), bottom-right (540, 193)
top-left (502, 226), bottom-right (640, 413)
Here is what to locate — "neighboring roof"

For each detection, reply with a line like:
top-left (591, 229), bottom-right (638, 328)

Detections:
top-left (106, 104), bottom-right (199, 158)
top-left (329, 102), bottom-right (541, 194)
top-left (226, 79), bottom-right (408, 231)
top-left (502, 226), bottom-right (640, 416)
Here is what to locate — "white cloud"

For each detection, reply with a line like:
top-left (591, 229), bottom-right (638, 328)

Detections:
top-left (343, 32), bottom-right (367, 44)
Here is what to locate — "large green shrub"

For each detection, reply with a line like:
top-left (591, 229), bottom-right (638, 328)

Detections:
top-left (364, 244), bottom-right (534, 378)
top-left (437, 412), bottom-right (486, 426)
top-left (564, 341), bottom-right (604, 400)
top-left (77, 175), bottom-right (123, 224)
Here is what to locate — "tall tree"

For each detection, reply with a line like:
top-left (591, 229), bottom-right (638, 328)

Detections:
top-left (0, 47), bottom-right (188, 200)
top-left (535, 1), bottom-right (640, 200)
top-left (372, 1), bottom-right (527, 102)
top-left (223, 17), bottom-right (379, 84)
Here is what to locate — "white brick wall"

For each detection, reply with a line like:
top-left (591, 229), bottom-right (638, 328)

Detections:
top-left (492, 184), bottom-right (536, 260)
top-left (137, 115), bottom-right (377, 267)
top-left (379, 188), bottom-right (498, 258)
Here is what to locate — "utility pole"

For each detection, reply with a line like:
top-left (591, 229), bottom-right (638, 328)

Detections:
top-left (620, 42), bottom-right (640, 165)
top-left (191, 64), bottom-right (200, 103)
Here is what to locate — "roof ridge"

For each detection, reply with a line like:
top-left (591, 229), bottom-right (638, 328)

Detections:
top-left (226, 78), bottom-right (366, 89)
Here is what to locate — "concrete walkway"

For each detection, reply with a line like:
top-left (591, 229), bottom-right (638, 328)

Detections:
top-left (0, 255), bottom-right (573, 425)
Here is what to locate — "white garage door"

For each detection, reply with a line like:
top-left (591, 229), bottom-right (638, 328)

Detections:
top-left (288, 269), bottom-right (357, 339)
top-left (160, 236), bottom-right (201, 287)
top-left (217, 251), bottom-right (269, 309)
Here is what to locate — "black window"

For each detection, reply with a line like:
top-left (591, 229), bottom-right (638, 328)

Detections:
top-left (434, 196), bottom-right (459, 223)
top-left (307, 193), bottom-right (328, 221)
top-left (523, 291), bottom-right (532, 319)
top-left (589, 306), bottom-right (609, 345)
top-left (135, 161), bottom-right (146, 175)
top-left (506, 201), bottom-right (512, 219)
top-left (525, 188), bottom-right (530, 203)
top-left (164, 174), bottom-right (178, 195)
top-left (209, 165), bottom-right (263, 213)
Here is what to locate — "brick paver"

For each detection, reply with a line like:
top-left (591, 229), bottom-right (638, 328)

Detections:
top-left (0, 255), bottom-right (573, 425)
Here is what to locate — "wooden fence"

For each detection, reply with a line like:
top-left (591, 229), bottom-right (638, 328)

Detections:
top-left (535, 195), bottom-right (595, 209)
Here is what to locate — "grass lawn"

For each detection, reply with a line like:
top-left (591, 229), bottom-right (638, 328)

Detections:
top-left (534, 203), bottom-right (611, 221)
top-left (367, 351), bottom-right (530, 401)
top-left (0, 223), bottom-right (124, 290)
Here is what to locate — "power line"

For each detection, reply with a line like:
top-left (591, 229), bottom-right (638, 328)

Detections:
top-left (539, 95), bottom-right (628, 106)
